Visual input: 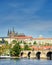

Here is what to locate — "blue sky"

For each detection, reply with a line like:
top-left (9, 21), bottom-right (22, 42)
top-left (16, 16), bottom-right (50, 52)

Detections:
top-left (0, 0), bottom-right (52, 38)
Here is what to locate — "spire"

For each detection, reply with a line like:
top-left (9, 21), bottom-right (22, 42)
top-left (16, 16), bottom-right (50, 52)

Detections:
top-left (13, 27), bottom-right (15, 33)
top-left (7, 29), bottom-right (10, 36)
top-left (10, 29), bottom-right (12, 34)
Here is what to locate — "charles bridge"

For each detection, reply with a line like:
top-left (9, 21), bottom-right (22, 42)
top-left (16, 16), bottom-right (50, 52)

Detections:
top-left (20, 49), bottom-right (52, 60)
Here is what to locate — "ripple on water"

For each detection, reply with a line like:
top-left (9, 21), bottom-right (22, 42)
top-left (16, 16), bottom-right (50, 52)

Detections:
top-left (0, 59), bottom-right (52, 65)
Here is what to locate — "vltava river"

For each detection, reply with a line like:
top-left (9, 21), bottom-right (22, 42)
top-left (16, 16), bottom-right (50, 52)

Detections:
top-left (0, 58), bottom-right (52, 65)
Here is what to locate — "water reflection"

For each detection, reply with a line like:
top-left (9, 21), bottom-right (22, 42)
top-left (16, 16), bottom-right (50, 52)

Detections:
top-left (0, 58), bottom-right (52, 65)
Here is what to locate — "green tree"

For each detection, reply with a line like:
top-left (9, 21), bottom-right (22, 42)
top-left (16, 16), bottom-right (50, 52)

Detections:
top-left (29, 42), bottom-right (31, 46)
top-left (23, 41), bottom-right (26, 45)
top-left (0, 41), bottom-right (10, 55)
top-left (5, 41), bottom-right (8, 44)
top-left (24, 45), bottom-right (31, 50)
top-left (12, 40), bottom-right (17, 44)
top-left (0, 40), bottom-right (2, 43)
top-left (10, 42), bottom-right (21, 56)
top-left (33, 41), bottom-right (37, 45)
top-left (0, 47), bottom-right (3, 55)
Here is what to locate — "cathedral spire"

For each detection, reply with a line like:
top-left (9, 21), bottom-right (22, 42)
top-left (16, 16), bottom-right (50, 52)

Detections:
top-left (10, 29), bottom-right (12, 34)
top-left (7, 29), bottom-right (10, 36)
top-left (13, 27), bottom-right (15, 33)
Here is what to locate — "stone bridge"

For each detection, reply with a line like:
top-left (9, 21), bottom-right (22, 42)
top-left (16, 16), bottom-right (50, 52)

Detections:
top-left (20, 49), bottom-right (52, 60)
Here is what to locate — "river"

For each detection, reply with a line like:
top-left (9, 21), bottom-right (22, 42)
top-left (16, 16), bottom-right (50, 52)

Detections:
top-left (0, 58), bottom-right (52, 65)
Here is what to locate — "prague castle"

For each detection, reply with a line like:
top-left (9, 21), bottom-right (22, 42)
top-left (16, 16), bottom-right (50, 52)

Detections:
top-left (0, 28), bottom-right (33, 44)
top-left (0, 28), bottom-right (52, 46)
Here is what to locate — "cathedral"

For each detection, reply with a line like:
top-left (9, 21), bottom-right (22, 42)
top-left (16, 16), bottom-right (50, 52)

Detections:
top-left (7, 28), bottom-right (25, 38)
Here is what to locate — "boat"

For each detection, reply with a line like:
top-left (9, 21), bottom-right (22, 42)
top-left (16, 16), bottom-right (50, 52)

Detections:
top-left (0, 55), bottom-right (11, 59)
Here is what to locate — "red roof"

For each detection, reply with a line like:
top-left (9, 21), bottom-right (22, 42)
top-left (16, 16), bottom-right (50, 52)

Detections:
top-left (30, 46), bottom-right (52, 50)
top-left (33, 38), bottom-right (52, 40)
top-left (14, 36), bottom-right (32, 39)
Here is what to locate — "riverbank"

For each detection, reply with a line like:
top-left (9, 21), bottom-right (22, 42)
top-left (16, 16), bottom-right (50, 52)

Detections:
top-left (0, 56), bottom-right (20, 59)
top-left (0, 56), bottom-right (47, 60)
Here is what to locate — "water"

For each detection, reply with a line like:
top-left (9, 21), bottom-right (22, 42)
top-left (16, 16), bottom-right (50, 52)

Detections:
top-left (0, 58), bottom-right (52, 65)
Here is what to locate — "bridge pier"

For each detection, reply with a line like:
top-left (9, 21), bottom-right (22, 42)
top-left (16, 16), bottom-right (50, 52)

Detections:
top-left (20, 50), bottom-right (52, 60)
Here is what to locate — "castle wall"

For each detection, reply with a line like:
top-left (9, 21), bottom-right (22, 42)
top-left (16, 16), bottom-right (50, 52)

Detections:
top-left (4, 38), bottom-right (15, 44)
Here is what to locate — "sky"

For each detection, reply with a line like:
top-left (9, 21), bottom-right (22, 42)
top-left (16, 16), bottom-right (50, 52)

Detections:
top-left (0, 0), bottom-right (52, 38)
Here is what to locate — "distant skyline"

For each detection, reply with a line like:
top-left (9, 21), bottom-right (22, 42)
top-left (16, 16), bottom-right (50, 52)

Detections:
top-left (0, 0), bottom-right (52, 38)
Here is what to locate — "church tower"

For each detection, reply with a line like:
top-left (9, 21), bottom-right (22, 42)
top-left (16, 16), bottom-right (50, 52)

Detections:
top-left (13, 27), bottom-right (15, 33)
top-left (7, 29), bottom-right (10, 36)
top-left (7, 28), bottom-right (15, 37)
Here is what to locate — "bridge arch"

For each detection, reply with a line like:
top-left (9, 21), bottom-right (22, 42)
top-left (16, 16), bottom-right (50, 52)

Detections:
top-left (36, 52), bottom-right (41, 59)
top-left (47, 51), bottom-right (52, 60)
top-left (28, 52), bottom-right (31, 58)
top-left (20, 52), bottom-right (24, 57)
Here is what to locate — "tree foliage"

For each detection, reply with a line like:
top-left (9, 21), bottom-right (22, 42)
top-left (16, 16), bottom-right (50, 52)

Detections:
top-left (33, 41), bottom-right (37, 45)
top-left (12, 40), bottom-right (17, 44)
top-left (24, 45), bottom-right (31, 50)
top-left (10, 42), bottom-right (21, 56)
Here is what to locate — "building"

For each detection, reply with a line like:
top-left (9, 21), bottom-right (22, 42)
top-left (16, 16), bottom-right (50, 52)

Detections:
top-left (0, 28), bottom-right (33, 44)
top-left (0, 28), bottom-right (52, 46)
top-left (33, 36), bottom-right (52, 45)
